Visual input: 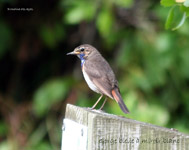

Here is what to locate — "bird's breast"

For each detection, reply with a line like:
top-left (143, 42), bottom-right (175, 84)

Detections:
top-left (82, 65), bottom-right (100, 93)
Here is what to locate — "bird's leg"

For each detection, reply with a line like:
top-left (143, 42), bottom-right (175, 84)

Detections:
top-left (99, 97), bottom-right (107, 110)
top-left (92, 94), bottom-right (103, 109)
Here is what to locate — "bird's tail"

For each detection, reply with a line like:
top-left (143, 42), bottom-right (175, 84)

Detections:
top-left (111, 88), bottom-right (130, 114)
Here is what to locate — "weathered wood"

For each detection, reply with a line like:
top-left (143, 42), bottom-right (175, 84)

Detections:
top-left (62, 104), bottom-right (189, 150)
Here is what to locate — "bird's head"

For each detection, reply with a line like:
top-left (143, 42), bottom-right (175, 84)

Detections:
top-left (67, 44), bottom-right (95, 59)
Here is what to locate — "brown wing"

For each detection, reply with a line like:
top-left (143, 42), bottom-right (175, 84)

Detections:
top-left (84, 54), bottom-right (118, 99)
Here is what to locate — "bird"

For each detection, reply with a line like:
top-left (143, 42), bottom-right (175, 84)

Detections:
top-left (67, 44), bottom-right (129, 114)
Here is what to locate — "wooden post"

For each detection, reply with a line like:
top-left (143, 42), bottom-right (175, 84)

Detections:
top-left (62, 104), bottom-right (189, 150)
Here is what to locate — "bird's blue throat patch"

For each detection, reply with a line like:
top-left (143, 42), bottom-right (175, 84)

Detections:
top-left (79, 53), bottom-right (85, 67)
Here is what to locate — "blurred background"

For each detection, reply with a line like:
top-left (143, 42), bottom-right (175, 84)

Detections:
top-left (0, 0), bottom-right (189, 149)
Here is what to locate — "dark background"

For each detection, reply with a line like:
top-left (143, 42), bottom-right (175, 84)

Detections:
top-left (0, 0), bottom-right (189, 149)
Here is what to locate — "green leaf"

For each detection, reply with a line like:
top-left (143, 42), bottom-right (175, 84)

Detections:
top-left (27, 141), bottom-right (52, 150)
top-left (33, 77), bottom-right (72, 117)
top-left (64, 1), bottom-right (96, 24)
top-left (113, 0), bottom-right (133, 8)
top-left (180, 5), bottom-right (189, 16)
top-left (39, 24), bottom-right (65, 49)
top-left (0, 21), bottom-right (12, 59)
top-left (96, 8), bottom-right (114, 38)
top-left (161, 0), bottom-right (177, 7)
top-left (40, 26), bottom-right (56, 48)
top-left (165, 6), bottom-right (175, 29)
top-left (172, 12), bottom-right (187, 30)
top-left (0, 121), bottom-right (8, 136)
top-left (27, 122), bottom-right (47, 146)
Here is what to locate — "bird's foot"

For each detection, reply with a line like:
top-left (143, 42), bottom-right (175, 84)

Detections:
top-left (86, 107), bottom-right (105, 113)
top-left (86, 107), bottom-right (94, 110)
top-left (97, 109), bottom-right (105, 113)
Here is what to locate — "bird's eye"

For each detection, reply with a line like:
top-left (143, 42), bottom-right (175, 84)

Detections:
top-left (80, 48), bottom-right (85, 52)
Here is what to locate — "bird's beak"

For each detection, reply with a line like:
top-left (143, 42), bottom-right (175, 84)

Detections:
top-left (66, 51), bottom-right (79, 55)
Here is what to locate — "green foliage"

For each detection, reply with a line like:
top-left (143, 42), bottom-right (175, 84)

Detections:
top-left (180, 5), bottom-right (189, 16)
top-left (63, 0), bottom-right (96, 24)
top-left (0, 121), bottom-right (8, 136)
top-left (172, 12), bottom-right (186, 30)
top-left (33, 77), bottom-right (72, 117)
top-left (165, 6), bottom-right (175, 29)
top-left (0, 21), bottom-right (12, 59)
top-left (161, 0), bottom-right (176, 7)
top-left (113, 0), bottom-right (133, 8)
top-left (96, 7), bottom-right (114, 38)
top-left (161, 0), bottom-right (189, 30)
top-left (39, 23), bottom-right (65, 48)
top-left (27, 141), bottom-right (52, 150)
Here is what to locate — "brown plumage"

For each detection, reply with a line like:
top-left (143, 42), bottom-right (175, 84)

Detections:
top-left (67, 44), bottom-right (129, 114)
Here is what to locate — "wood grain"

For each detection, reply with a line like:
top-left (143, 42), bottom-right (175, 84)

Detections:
top-left (64, 104), bottom-right (189, 150)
